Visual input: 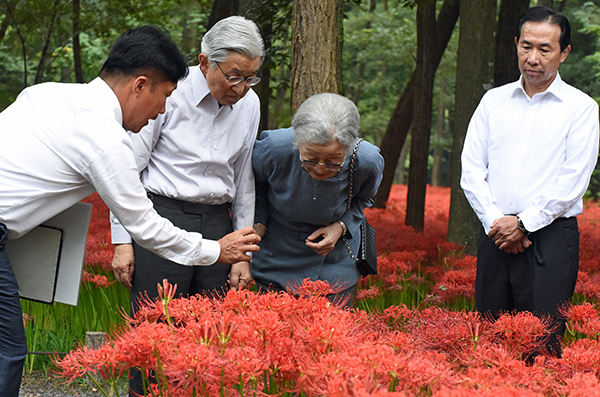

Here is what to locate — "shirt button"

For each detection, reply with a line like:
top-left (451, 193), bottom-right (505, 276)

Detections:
top-left (213, 145), bottom-right (218, 150)
top-left (202, 260), bottom-right (207, 264)
top-left (207, 170), bottom-right (212, 174)
top-left (210, 193), bottom-right (214, 198)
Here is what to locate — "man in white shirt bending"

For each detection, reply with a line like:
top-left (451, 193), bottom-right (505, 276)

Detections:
top-left (109, 16), bottom-right (263, 396)
top-left (110, 16), bottom-right (262, 297)
top-left (461, 6), bottom-right (599, 356)
top-left (0, 26), bottom-right (260, 397)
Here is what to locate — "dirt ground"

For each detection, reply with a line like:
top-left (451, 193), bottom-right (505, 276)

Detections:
top-left (19, 371), bottom-right (127, 397)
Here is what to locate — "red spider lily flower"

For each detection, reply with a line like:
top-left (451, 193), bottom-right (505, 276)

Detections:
top-left (356, 286), bottom-right (381, 301)
top-left (489, 312), bottom-right (556, 358)
top-left (559, 302), bottom-right (600, 338)
top-left (81, 271), bottom-right (115, 288)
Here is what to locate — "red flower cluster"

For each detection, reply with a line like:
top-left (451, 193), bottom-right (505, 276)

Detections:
top-left (66, 187), bottom-right (600, 395)
top-left (54, 280), bottom-right (600, 396)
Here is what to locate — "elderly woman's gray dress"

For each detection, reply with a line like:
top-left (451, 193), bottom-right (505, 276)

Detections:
top-left (250, 128), bottom-right (384, 291)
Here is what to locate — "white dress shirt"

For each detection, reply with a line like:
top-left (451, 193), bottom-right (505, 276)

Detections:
top-left (0, 78), bottom-right (218, 266)
top-left (111, 66), bottom-right (259, 244)
top-left (461, 73), bottom-right (599, 234)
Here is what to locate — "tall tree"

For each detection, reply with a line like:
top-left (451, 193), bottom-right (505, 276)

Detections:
top-left (373, 0), bottom-right (460, 208)
top-left (290, 0), bottom-right (344, 113)
top-left (405, 0), bottom-right (437, 230)
top-left (494, 0), bottom-right (529, 87)
top-left (447, 0), bottom-right (496, 253)
top-left (206, 0), bottom-right (239, 30)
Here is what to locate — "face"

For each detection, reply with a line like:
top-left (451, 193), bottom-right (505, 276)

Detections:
top-left (125, 77), bottom-right (177, 133)
top-left (299, 139), bottom-right (347, 181)
top-left (515, 21), bottom-right (570, 97)
top-left (199, 52), bottom-right (261, 106)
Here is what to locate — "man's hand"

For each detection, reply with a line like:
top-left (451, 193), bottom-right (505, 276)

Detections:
top-left (217, 226), bottom-right (261, 264)
top-left (305, 222), bottom-right (344, 256)
top-left (500, 236), bottom-right (532, 254)
top-left (488, 216), bottom-right (531, 254)
top-left (111, 243), bottom-right (135, 290)
top-left (228, 261), bottom-right (252, 291)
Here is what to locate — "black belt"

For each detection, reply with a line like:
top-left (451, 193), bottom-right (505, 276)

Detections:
top-left (147, 192), bottom-right (231, 215)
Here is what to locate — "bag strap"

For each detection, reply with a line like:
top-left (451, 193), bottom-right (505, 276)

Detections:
top-left (345, 138), bottom-right (362, 213)
top-left (343, 138), bottom-right (362, 261)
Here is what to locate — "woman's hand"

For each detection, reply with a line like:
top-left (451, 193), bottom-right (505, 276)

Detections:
top-left (305, 222), bottom-right (344, 256)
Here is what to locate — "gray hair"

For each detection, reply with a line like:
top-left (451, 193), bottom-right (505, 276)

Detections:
top-left (201, 16), bottom-right (265, 67)
top-left (292, 93), bottom-right (360, 152)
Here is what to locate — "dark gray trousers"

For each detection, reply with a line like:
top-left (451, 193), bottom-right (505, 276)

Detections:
top-left (476, 217), bottom-right (579, 355)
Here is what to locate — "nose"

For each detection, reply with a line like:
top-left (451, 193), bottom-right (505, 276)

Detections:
top-left (158, 101), bottom-right (167, 115)
top-left (527, 49), bottom-right (540, 65)
top-left (231, 83), bottom-right (246, 96)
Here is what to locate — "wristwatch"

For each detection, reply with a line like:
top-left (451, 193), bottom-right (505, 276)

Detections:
top-left (516, 216), bottom-right (530, 235)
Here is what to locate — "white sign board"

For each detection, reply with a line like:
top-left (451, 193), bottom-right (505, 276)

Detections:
top-left (6, 202), bottom-right (93, 305)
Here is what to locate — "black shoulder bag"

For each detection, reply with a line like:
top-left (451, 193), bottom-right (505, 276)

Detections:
top-left (342, 138), bottom-right (378, 276)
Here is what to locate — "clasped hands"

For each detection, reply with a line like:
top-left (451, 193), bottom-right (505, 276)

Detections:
top-left (488, 216), bottom-right (532, 254)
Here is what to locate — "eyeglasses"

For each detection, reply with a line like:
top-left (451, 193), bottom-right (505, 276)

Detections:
top-left (215, 61), bottom-right (261, 87)
top-left (300, 158), bottom-right (345, 172)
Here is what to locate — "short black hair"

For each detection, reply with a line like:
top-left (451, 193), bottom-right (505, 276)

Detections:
top-left (516, 6), bottom-right (571, 53)
top-left (100, 25), bottom-right (188, 83)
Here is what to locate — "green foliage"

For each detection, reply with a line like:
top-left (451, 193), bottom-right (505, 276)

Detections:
top-left (343, 0), bottom-right (417, 145)
top-left (22, 270), bottom-right (129, 372)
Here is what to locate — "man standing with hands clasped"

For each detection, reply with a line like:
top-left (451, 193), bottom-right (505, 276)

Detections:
top-left (461, 6), bottom-right (599, 356)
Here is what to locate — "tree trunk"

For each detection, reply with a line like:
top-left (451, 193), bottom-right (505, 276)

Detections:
top-left (0, 12), bottom-right (9, 43)
top-left (34, 0), bottom-right (60, 84)
top-left (290, 0), bottom-right (343, 114)
top-left (405, 1), bottom-right (436, 230)
top-left (257, 20), bottom-right (273, 133)
top-left (432, 81), bottom-right (446, 186)
top-left (72, 0), bottom-right (84, 83)
top-left (494, 0), bottom-right (529, 87)
top-left (373, 0), bottom-right (460, 208)
top-left (537, 0), bottom-right (553, 7)
top-left (206, 0), bottom-right (239, 31)
top-left (447, 0), bottom-right (496, 254)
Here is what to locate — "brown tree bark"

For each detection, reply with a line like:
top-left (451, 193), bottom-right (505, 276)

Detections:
top-left (290, 0), bottom-right (344, 114)
top-left (405, 1), bottom-right (437, 230)
top-left (373, 0), bottom-right (460, 208)
top-left (494, 0), bottom-right (529, 87)
top-left (206, 0), bottom-right (239, 31)
top-left (447, 0), bottom-right (496, 253)
top-left (431, 81), bottom-right (446, 186)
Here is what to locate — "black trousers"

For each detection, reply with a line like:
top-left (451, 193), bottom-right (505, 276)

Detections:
top-left (129, 193), bottom-right (232, 396)
top-left (476, 217), bottom-right (579, 355)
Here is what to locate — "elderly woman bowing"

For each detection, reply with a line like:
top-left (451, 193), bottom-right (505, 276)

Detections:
top-left (250, 93), bottom-right (384, 305)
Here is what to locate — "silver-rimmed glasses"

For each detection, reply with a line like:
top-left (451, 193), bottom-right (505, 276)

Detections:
top-left (215, 61), bottom-right (261, 87)
top-left (300, 158), bottom-right (345, 172)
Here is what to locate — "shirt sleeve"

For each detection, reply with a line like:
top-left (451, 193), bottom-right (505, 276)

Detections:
top-left (518, 98), bottom-right (600, 232)
top-left (88, 135), bottom-right (220, 266)
top-left (109, 114), bottom-right (165, 245)
top-left (460, 95), bottom-right (506, 234)
top-left (231, 106), bottom-right (259, 231)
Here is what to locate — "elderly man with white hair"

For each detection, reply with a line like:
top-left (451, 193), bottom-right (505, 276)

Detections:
top-left (107, 16), bottom-right (264, 396)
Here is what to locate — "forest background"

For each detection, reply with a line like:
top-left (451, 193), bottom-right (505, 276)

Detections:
top-left (1, 0), bottom-right (600, 250)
